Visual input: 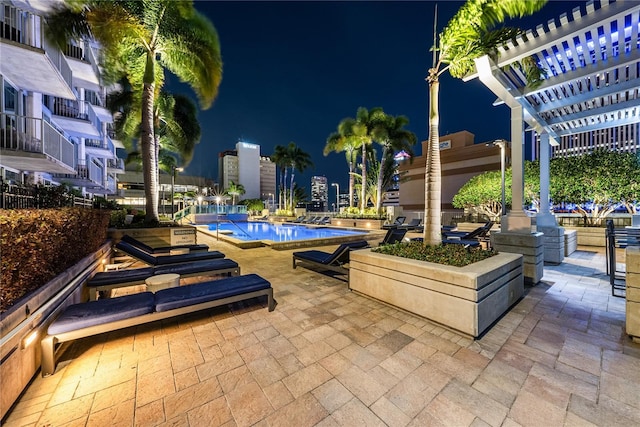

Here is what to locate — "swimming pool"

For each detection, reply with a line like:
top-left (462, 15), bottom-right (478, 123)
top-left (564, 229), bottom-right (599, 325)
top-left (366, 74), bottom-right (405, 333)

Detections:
top-left (206, 221), bottom-right (367, 243)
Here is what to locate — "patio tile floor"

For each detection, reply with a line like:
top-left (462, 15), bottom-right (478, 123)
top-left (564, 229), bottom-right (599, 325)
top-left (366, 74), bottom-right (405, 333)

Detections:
top-left (3, 234), bottom-right (640, 426)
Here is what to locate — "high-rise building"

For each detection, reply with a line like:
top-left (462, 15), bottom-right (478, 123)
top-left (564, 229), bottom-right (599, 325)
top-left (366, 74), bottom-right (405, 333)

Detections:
top-left (218, 141), bottom-right (275, 202)
top-left (0, 1), bottom-right (121, 195)
top-left (310, 176), bottom-right (328, 211)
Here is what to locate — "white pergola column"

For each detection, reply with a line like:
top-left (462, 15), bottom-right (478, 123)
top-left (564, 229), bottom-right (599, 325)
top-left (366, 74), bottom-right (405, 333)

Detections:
top-left (536, 132), bottom-right (557, 227)
top-left (502, 105), bottom-right (531, 234)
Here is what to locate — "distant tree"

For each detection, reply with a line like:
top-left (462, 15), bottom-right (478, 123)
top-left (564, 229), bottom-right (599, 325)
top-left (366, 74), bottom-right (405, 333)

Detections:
top-left (324, 124), bottom-right (359, 208)
top-left (286, 143), bottom-right (313, 212)
top-left (225, 181), bottom-right (245, 205)
top-left (240, 199), bottom-right (265, 215)
top-left (550, 150), bottom-right (640, 225)
top-left (370, 112), bottom-right (416, 211)
top-left (272, 142), bottom-right (313, 212)
top-left (422, 0), bottom-right (547, 245)
top-left (453, 170), bottom-right (509, 221)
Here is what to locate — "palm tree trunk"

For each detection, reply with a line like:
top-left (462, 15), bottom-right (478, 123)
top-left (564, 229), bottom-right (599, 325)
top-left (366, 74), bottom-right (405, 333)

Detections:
top-left (283, 168), bottom-right (289, 211)
top-left (348, 159), bottom-right (354, 208)
top-left (141, 53), bottom-right (159, 223)
top-left (423, 79), bottom-right (441, 246)
top-left (289, 169), bottom-right (295, 213)
top-left (361, 144), bottom-right (367, 213)
top-left (376, 145), bottom-right (389, 212)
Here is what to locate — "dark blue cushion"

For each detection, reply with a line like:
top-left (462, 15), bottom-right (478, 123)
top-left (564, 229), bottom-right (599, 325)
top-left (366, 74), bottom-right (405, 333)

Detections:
top-left (87, 267), bottom-right (154, 287)
top-left (48, 293), bottom-right (155, 335)
top-left (154, 259), bottom-right (239, 275)
top-left (153, 250), bottom-right (224, 265)
top-left (294, 250), bottom-right (332, 264)
top-left (154, 274), bottom-right (270, 312)
top-left (121, 235), bottom-right (209, 254)
top-left (115, 241), bottom-right (157, 264)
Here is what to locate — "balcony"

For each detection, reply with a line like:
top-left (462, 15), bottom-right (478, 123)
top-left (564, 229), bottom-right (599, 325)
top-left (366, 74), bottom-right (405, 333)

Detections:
top-left (107, 158), bottom-right (125, 174)
top-left (53, 160), bottom-right (103, 189)
top-left (0, 4), bottom-right (75, 99)
top-left (0, 112), bottom-right (75, 174)
top-left (51, 98), bottom-right (106, 145)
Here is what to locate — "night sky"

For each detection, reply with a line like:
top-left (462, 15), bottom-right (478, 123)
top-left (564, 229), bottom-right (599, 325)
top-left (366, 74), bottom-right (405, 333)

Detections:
top-left (169, 0), bottom-right (587, 198)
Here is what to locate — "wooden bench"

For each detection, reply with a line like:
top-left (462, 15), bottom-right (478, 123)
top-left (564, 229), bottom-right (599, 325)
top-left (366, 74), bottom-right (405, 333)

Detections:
top-left (41, 274), bottom-right (276, 376)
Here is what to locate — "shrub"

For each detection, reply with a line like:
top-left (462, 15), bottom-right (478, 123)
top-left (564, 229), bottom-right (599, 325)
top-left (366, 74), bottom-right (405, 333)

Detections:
top-left (1, 208), bottom-right (110, 312)
top-left (373, 241), bottom-right (497, 267)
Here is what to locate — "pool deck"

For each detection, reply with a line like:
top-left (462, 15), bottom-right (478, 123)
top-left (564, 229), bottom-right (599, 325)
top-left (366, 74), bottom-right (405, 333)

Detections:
top-left (3, 233), bottom-right (640, 426)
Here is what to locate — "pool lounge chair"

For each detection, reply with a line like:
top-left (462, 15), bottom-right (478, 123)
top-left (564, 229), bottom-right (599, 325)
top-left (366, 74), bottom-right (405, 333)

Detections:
top-left (443, 221), bottom-right (493, 240)
top-left (120, 234), bottom-right (209, 254)
top-left (115, 241), bottom-right (225, 266)
top-left (302, 216), bottom-right (319, 224)
top-left (398, 218), bottom-right (422, 231)
top-left (315, 216), bottom-right (331, 225)
top-left (292, 240), bottom-right (369, 279)
top-left (379, 227), bottom-right (407, 245)
top-left (382, 216), bottom-right (407, 229)
top-left (289, 215), bottom-right (306, 223)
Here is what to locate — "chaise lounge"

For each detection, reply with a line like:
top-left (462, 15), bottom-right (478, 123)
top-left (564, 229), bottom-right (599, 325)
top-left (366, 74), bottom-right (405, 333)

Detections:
top-left (87, 258), bottom-right (241, 300)
top-left (382, 216), bottom-right (406, 229)
top-left (42, 274), bottom-right (276, 376)
top-left (292, 240), bottom-right (369, 279)
top-left (115, 240), bottom-right (225, 266)
top-left (380, 227), bottom-right (407, 245)
top-left (120, 234), bottom-right (209, 254)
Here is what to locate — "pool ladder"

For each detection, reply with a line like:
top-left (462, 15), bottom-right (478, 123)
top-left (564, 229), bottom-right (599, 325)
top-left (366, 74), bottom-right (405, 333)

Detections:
top-left (216, 219), bottom-right (254, 240)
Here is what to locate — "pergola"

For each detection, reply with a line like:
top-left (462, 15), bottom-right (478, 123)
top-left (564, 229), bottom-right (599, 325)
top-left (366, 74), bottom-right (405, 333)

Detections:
top-left (467, 0), bottom-right (640, 235)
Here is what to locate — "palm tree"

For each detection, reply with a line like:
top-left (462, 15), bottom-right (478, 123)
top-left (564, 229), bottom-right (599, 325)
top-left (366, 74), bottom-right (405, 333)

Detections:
top-left (324, 122), bottom-right (359, 208)
top-left (226, 181), bottom-right (245, 205)
top-left (271, 144), bottom-right (291, 211)
top-left (422, 0), bottom-right (547, 245)
top-left (46, 0), bottom-right (222, 224)
top-left (370, 112), bottom-right (416, 211)
top-left (286, 142), bottom-right (313, 212)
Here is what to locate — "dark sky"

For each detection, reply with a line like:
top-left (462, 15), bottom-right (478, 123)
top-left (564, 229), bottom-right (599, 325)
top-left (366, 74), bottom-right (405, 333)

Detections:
top-left (170, 0), bottom-right (587, 197)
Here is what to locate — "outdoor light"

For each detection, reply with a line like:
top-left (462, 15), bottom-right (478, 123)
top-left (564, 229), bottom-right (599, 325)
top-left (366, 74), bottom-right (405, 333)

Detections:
top-left (331, 183), bottom-right (340, 212)
top-left (486, 139), bottom-right (508, 217)
top-left (171, 166), bottom-right (184, 220)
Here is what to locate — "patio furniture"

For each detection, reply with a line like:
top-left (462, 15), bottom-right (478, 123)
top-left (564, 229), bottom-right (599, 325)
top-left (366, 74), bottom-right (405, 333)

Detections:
top-left (292, 240), bottom-right (369, 278)
top-left (382, 216), bottom-right (407, 229)
top-left (120, 234), bottom-right (209, 254)
top-left (87, 258), bottom-right (241, 300)
top-left (399, 218), bottom-right (422, 231)
top-left (41, 274), bottom-right (276, 376)
top-left (114, 240), bottom-right (224, 266)
top-left (606, 219), bottom-right (640, 297)
top-left (443, 221), bottom-right (494, 247)
top-left (380, 228), bottom-right (407, 245)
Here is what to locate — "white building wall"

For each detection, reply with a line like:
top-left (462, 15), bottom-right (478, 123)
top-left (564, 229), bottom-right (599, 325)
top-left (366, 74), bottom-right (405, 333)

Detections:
top-left (236, 141), bottom-right (260, 199)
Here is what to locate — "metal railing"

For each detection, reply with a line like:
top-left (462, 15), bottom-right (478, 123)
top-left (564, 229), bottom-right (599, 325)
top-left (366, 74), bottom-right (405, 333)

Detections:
top-left (1, 112), bottom-right (76, 170)
top-left (0, 181), bottom-right (93, 209)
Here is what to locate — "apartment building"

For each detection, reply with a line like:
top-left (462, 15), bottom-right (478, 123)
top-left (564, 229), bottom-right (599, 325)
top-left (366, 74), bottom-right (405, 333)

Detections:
top-left (218, 141), bottom-right (276, 202)
top-left (310, 175), bottom-right (328, 212)
top-left (0, 0), bottom-right (122, 195)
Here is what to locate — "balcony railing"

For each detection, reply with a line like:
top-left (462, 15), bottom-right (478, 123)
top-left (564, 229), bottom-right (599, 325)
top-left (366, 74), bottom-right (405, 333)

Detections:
top-left (1, 4), bottom-right (41, 48)
top-left (1, 112), bottom-right (75, 170)
top-left (107, 158), bottom-right (125, 170)
top-left (52, 98), bottom-right (103, 135)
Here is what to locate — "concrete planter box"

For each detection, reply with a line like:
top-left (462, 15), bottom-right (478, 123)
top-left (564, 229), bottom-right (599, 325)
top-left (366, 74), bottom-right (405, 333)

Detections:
top-left (564, 226), bottom-right (606, 247)
top-left (108, 226), bottom-right (198, 247)
top-left (349, 249), bottom-right (524, 338)
top-left (626, 247), bottom-right (640, 343)
top-left (0, 243), bottom-right (111, 419)
top-left (330, 219), bottom-right (385, 229)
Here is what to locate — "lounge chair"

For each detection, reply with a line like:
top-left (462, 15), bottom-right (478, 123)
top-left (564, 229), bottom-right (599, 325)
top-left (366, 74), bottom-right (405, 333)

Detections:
top-left (315, 216), bottom-right (331, 225)
top-left (292, 240), bottom-right (369, 279)
top-left (87, 258), bottom-right (241, 300)
top-left (289, 215), bottom-right (306, 223)
top-left (443, 221), bottom-right (494, 242)
top-left (382, 216), bottom-right (407, 229)
top-left (302, 216), bottom-right (319, 224)
top-left (399, 218), bottom-right (422, 231)
top-left (121, 234), bottom-right (209, 254)
top-left (115, 241), bottom-right (225, 266)
top-left (379, 228), bottom-right (407, 245)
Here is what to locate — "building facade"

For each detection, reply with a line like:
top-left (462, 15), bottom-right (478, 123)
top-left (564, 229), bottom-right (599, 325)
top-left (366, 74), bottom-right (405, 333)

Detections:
top-left (310, 175), bottom-right (328, 212)
top-left (0, 0), bottom-right (122, 195)
top-left (399, 131), bottom-right (509, 211)
top-left (218, 141), bottom-right (276, 203)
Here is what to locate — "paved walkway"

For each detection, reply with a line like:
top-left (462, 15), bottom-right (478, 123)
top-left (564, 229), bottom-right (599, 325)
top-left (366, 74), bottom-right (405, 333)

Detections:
top-left (4, 236), bottom-right (640, 426)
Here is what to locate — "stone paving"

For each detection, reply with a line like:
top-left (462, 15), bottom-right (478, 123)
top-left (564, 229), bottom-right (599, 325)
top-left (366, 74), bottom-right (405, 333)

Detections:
top-left (4, 234), bottom-right (640, 427)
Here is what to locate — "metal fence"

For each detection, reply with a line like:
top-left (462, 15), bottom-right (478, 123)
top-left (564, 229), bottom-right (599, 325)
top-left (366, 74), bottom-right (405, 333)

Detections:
top-left (0, 182), bottom-right (93, 210)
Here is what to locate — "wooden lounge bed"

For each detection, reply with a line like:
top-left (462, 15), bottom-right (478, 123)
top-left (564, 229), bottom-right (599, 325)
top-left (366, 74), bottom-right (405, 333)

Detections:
top-left (87, 258), bottom-right (241, 300)
top-left (42, 274), bottom-right (276, 376)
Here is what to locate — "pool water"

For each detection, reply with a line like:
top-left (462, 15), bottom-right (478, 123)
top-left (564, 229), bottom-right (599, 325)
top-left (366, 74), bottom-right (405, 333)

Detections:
top-left (207, 221), bottom-right (366, 242)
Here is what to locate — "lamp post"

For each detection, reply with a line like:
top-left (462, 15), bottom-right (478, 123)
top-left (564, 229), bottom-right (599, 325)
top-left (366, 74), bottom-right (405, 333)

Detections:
top-left (171, 166), bottom-right (184, 219)
top-left (486, 139), bottom-right (507, 217)
top-left (331, 183), bottom-right (339, 212)
top-left (215, 196), bottom-right (221, 240)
